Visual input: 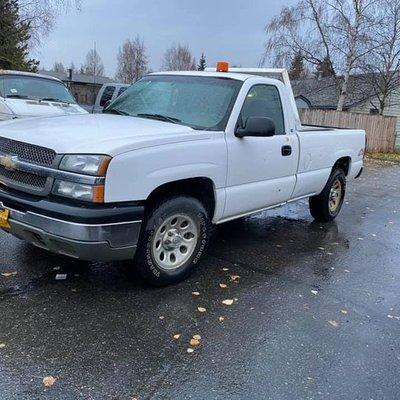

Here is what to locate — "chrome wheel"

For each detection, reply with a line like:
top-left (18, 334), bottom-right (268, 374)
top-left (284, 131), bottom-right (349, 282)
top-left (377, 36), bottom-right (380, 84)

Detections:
top-left (152, 214), bottom-right (199, 270)
top-left (329, 179), bottom-right (342, 213)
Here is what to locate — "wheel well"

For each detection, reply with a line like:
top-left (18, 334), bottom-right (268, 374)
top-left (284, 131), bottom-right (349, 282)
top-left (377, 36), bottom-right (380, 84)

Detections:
top-left (145, 178), bottom-right (216, 219)
top-left (333, 157), bottom-right (351, 176)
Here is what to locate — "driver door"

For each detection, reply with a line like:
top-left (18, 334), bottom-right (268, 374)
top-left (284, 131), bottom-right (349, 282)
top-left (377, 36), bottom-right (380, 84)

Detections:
top-left (222, 83), bottom-right (298, 220)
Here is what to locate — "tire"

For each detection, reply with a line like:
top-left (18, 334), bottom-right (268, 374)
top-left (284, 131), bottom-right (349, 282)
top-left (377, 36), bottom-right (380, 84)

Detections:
top-left (135, 196), bottom-right (211, 286)
top-left (309, 168), bottom-right (346, 222)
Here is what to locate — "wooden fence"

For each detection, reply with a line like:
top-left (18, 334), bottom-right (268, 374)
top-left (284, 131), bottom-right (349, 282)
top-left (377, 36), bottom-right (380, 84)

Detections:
top-left (299, 109), bottom-right (397, 153)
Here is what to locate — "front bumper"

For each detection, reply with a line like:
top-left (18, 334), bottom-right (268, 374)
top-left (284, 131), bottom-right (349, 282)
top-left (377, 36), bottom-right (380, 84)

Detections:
top-left (0, 187), bottom-right (144, 261)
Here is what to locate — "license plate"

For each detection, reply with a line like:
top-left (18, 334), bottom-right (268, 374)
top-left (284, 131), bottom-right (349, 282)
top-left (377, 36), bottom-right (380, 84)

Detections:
top-left (0, 208), bottom-right (10, 229)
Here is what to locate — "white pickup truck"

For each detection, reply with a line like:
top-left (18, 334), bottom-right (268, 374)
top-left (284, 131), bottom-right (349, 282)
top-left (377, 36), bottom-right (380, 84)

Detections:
top-left (0, 67), bottom-right (365, 286)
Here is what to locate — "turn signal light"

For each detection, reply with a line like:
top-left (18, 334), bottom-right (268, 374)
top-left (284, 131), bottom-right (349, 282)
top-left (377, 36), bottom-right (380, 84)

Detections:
top-left (216, 61), bottom-right (229, 72)
top-left (92, 185), bottom-right (105, 203)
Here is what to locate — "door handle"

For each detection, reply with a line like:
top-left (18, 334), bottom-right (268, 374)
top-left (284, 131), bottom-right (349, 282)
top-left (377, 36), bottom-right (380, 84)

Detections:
top-left (281, 145), bottom-right (292, 156)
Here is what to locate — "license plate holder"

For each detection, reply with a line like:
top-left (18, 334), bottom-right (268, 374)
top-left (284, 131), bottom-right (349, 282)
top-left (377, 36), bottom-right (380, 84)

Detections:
top-left (0, 207), bottom-right (10, 229)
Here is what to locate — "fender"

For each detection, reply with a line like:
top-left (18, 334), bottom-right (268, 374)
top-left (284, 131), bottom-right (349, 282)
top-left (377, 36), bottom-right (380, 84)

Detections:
top-left (105, 137), bottom-right (227, 204)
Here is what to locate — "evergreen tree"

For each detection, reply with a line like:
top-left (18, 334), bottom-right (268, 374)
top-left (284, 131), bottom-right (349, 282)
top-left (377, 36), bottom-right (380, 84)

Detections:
top-left (288, 52), bottom-right (305, 80)
top-left (315, 56), bottom-right (335, 78)
top-left (197, 53), bottom-right (207, 71)
top-left (0, 0), bottom-right (39, 71)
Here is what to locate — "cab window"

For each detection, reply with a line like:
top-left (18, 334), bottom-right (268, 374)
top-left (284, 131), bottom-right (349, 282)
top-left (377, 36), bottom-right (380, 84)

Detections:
top-left (100, 86), bottom-right (115, 107)
top-left (239, 85), bottom-right (285, 134)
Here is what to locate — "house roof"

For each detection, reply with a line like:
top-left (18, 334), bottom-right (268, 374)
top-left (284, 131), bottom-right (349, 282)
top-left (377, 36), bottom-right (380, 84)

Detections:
top-left (292, 74), bottom-right (378, 109)
top-left (39, 70), bottom-right (115, 85)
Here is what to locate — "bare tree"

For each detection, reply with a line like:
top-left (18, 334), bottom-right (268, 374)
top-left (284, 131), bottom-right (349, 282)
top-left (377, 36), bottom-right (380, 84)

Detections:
top-left (162, 44), bottom-right (196, 71)
top-left (18, 0), bottom-right (81, 46)
top-left (264, 0), bottom-right (379, 110)
top-left (52, 61), bottom-right (65, 72)
top-left (115, 36), bottom-right (148, 83)
top-left (82, 48), bottom-right (104, 76)
top-left (360, 0), bottom-right (400, 114)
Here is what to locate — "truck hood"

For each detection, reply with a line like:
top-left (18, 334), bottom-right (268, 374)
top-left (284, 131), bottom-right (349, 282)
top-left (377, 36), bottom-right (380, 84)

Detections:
top-left (0, 114), bottom-right (210, 155)
top-left (3, 98), bottom-right (87, 117)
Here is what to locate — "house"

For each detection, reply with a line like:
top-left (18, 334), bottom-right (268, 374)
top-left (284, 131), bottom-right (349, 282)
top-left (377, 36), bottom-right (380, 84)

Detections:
top-left (293, 74), bottom-right (400, 148)
top-left (39, 70), bottom-right (115, 105)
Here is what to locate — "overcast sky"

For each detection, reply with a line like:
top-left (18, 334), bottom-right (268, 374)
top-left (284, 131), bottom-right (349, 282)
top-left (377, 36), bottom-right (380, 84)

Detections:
top-left (33, 0), bottom-right (296, 77)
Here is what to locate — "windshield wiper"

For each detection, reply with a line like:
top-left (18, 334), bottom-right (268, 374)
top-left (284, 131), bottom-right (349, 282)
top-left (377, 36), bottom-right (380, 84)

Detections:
top-left (40, 97), bottom-right (71, 104)
top-left (5, 94), bottom-right (34, 100)
top-left (136, 113), bottom-right (182, 124)
top-left (104, 109), bottom-right (130, 116)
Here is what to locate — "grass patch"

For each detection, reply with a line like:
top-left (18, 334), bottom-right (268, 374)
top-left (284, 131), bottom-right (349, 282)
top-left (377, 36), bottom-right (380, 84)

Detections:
top-left (367, 150), bottom-right (400, 163)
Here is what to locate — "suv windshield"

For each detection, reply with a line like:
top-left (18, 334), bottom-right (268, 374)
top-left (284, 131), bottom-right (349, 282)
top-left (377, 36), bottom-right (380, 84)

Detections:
top-left (0, 75), bottom-right (76, 104)
top-left (104, 75), bottom-right (242, 130)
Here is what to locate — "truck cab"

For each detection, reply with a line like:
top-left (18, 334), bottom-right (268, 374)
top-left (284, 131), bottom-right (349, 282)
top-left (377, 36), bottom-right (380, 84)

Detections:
top-left (0, 66), bottom-right (365, 286)
top-left (91, 83), bottom-right (130, 114)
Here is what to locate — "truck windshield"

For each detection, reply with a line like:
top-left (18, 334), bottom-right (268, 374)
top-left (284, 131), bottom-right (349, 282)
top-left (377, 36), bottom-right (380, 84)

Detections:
top-left (0, 75), bottom-right (76, 104)
top-left (104, 75), bottom-right (242, 130)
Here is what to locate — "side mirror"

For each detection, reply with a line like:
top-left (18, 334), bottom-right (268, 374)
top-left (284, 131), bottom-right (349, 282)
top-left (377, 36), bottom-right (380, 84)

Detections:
top-left (235, 117), bottom-right (276, 138)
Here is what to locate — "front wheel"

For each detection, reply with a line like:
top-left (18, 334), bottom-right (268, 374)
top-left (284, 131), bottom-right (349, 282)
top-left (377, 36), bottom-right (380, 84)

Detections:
top-left (135, 196), bottom-right (211, 286)
top-left (309, 168), bottom-right (346, 222)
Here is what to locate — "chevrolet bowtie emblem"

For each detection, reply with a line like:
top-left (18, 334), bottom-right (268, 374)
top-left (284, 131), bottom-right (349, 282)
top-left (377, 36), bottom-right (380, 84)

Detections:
top-left (0, 155), bottom-right (18, 171)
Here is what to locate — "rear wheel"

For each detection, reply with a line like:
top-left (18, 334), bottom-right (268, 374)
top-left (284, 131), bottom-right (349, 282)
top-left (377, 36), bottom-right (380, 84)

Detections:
top-left (135, 196), bottom-right (211, 286)
top-left (309, 168), bottom-right (346, 222)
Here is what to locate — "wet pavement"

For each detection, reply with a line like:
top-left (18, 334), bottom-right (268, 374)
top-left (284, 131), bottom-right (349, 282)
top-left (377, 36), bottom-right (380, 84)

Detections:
top-left (0, 160), bottom-right (399, 400)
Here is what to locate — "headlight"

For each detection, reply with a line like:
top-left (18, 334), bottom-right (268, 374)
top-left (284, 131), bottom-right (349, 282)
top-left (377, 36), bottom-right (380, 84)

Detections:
top-left (59, 154), bottom-right (111, 176)
top-left (52, 180), bottom-right (104, 203)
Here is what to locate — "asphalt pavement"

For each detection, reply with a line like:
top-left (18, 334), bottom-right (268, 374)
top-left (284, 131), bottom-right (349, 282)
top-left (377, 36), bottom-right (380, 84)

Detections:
top-left (0, 159), bottom-right (399, 400)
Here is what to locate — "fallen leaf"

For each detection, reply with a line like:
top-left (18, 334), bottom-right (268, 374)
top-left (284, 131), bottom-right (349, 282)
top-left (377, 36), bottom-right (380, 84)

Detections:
top-left (0, 343), bottom-right (5, 349)
top-left (311, 290), bottom-right (318, 295)
top-left (191, 291), bottom-right (200, 296)
top-left (187, 348), bottom-right (194, 353)
top-left (192, 334), bottom-right (201, 340)
top-left (42, 376), bottom-right (57, 387)
top-left (341, 309), bottom-right (348, 315)
top-left (53, 266), bottom-right (60, 271)
top-left (173, 334), bottom-right (181, 340)
top-left (219, 283), bottom-right (228, 289)
top-left (197, 307), bottom-right (206, 313)
top-left (190, 338), bottom-right (200, 346)
top-left (230, 275), bottom-right (240, 283)
top-left (328, 320), bottom-right (340, 328)
top-left (1, 271), bottom-right (17, 278)
top-left (218, 316), bottom-right (225, 322)
top-left (222, 299), bottom-right (234, 306)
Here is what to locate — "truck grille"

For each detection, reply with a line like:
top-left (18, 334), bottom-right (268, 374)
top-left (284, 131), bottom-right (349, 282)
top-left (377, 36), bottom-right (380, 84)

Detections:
top-left (0, 166), bottom-right (47, 188)
top-left (0, 137), bottom-right (56, 195)
top-left (0, 137), bottom-right (56, 166)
